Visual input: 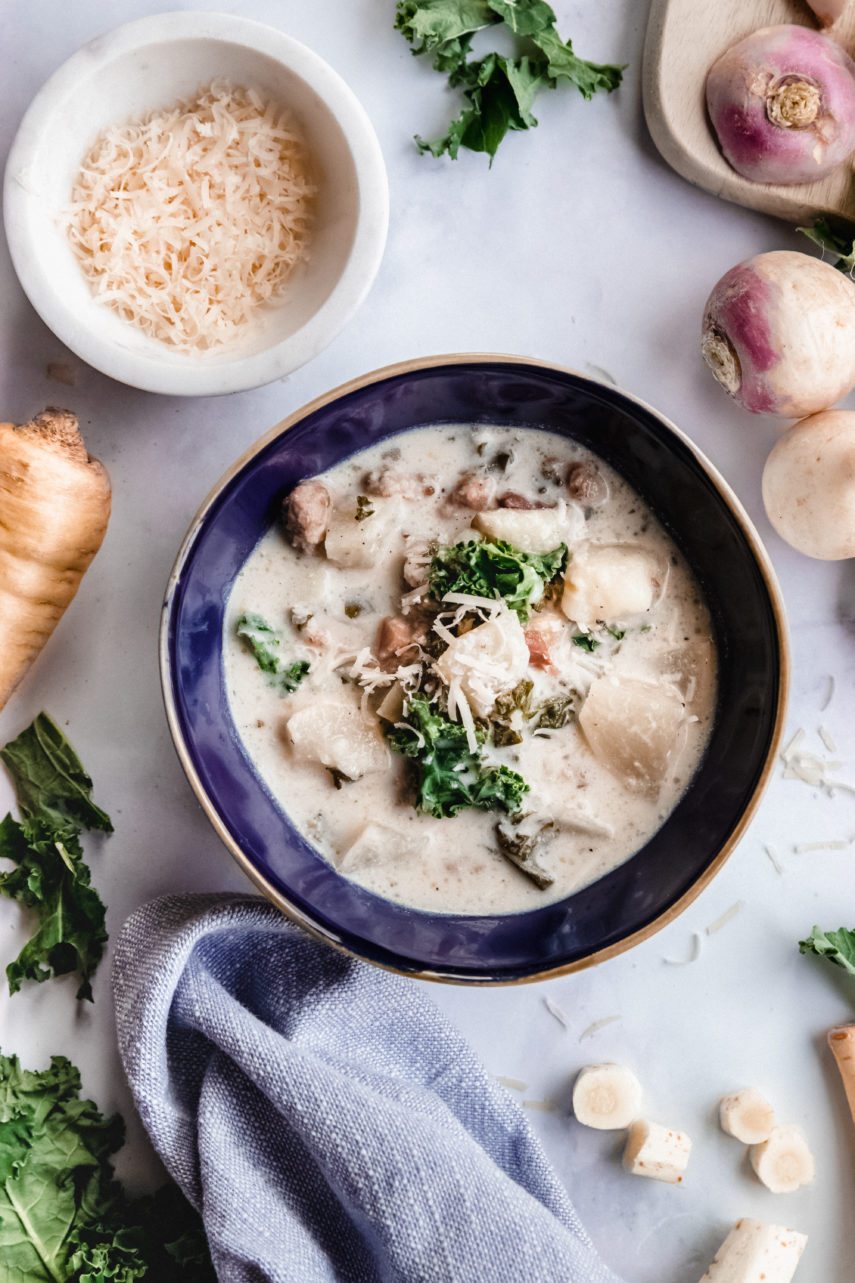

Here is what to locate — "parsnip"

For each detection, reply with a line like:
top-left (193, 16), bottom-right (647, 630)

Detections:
top-left (827, 1024), bottom-right (855, 1127)
top-left (698, 1217), bottom-right (807, 1282)
top-left (622, 1119), bottom-right (692, 1184)
top-left (0, 409), bottom-right (111, 710)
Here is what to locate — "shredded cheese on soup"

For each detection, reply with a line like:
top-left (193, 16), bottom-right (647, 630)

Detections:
top-left (66, 81), bottom-right (315, 350)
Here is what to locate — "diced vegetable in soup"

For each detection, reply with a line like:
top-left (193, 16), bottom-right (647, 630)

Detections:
top-left (224, 425), bottom-right (717, 915)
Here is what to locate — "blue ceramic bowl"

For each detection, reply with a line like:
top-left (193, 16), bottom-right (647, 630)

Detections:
top-left (161, 355), bottom-right (789, 983)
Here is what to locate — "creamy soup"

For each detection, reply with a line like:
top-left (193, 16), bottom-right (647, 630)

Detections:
top-left (224, 424), bottom-right (717, 915)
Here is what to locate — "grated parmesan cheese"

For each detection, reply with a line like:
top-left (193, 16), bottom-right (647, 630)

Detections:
top-left (66, 81), bottom-right (315, 350)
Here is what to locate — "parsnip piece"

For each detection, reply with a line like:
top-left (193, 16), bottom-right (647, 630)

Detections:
top-left (324, 496), bottom-right (402, 569)
top-left (719, 1088), bottom-right (776, 1145)
top-left (578, 675), bottom-right (687, 796)
top-left (749, 1125), bottom-right (815, 1194)
top-left (473, 501), bottom-right (582, 553)
top-left (561, 542), bottom-right (663, 630)
top-left (0, 409), bottom-right (111, 711)
top-left (287, 704), bottom-right (390, 780)
top-left (622, 1119), bottom-right (692, 1184)
top-left (435, 608), bottom-right (529, 717)
top-left (698, 1217), bottom-right (807, 1283)
top-left (572, 1063), bottom-right (642, 1130)
top-left (827, 1023), bottom-right (855, 1129)
top-left (337, 822), bottom-right (423, 872)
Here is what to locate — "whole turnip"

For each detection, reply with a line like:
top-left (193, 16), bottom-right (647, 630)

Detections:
top-left (762, 409), bottom-right (855, 558)
top-left (706, 24), bottom-right (855, 185)
top-left (701, 250), bottom-right (855, 418)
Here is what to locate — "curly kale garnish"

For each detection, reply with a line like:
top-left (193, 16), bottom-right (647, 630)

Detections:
top-left (387, 697), bottom-right (529, 819)
top-left (396, 0), bottom-right (624, 163)
top-left (429, 537), bottom-right (566, 622)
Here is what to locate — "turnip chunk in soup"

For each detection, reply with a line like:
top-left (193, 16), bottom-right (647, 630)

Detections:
top-left (224, 425), bottom-right (717, 916)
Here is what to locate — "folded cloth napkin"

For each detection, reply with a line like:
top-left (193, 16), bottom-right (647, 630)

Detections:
top-left (113, 893), bottom-right (624, 1283)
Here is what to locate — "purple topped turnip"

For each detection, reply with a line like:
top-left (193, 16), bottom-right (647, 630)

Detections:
top-left (701, 250), bottom-right (855, 418)
top-left (706, 24), bottom-right (855, 185)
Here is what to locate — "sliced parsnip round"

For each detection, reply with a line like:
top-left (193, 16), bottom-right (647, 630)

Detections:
top-left (749, 1124), bottom-right (815, 1194)
top-left (719, 1087), bottom-right (776, 1145)
top-left (571, 1062), bottom-right (642, 1130)
top-left (622, 1119), bottom-right (692, 1184)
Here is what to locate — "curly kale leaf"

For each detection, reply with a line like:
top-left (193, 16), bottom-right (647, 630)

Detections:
top-left (397, 0), bottom-right (624, 161)
top-left (429, 537), bottom-right (566, 621)
top-left (0, 815), bottom-right (108, 1001)
top-left (388, 697), bottom-right (528, 818)
top-left (0, 713), bottom-right (112, 834)
top-left (799, 926), bottom-right (855, 976)
top-left (0, 1051), bottom-right (214, 1282)
top-left (0, 716), bottom-right (112, 1001)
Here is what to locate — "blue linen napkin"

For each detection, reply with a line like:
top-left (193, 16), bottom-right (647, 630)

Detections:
top-left (112, 893), bottom-right (624, 1283)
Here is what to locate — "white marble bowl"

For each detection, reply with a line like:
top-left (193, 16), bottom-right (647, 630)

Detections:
top-left (3, 12), bottom-right (389, 396)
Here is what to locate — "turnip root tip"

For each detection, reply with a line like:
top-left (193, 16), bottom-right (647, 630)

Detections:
top-left (0, 408), bottom-right (111, 710)
top-left (701, 251), bottom-right (855, 418)
top-left (706, 24), bottom-right (855, 186)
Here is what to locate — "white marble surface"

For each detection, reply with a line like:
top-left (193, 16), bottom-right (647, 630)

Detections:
top-left (1, 2), bottom-right (854, 1280)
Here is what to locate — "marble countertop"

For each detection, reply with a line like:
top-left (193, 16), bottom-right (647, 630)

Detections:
top-left (2, 2), bottom-right (854, 1279)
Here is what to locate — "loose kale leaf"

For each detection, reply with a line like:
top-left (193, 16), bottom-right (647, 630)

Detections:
top-left (532, 24), bottom-right (624, 98)
top-left (237, 614), bottom-right (310, 694)
top-left (0, 1051), bottom-right (214, 1283)
top-left (0, 713), bottom-right (112, 834)
top-left (799, 926), bottom-right (855, 975)
top-left (0, 815), bottom-right (108, 1001)
top-left (388, 697), bottom-right (528, 818)
top-left (0, 716), bottom-right (112, 1002)
top-left (396, 0), bottom-right (496, 69)
top-left (421, 53), bottom-right (545, 160)
top-left (429, 537), bottom-right (566, 621)
top-left (797, 218), bottom-right (855, 274)
top-left (398, 0), bottom-right (624, 161)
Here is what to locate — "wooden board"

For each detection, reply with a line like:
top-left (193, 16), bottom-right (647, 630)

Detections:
top-left (643, 0), bottom-right (855, 223)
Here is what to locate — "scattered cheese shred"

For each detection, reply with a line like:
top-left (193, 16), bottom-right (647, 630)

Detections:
top-left (705, 901), bottom-right (744, 935)
top-left (793, 839), bottom-right (851, 853)
top-left (819, 727), bottom-right (837, 754)
top-left (579, 1015), bottom-right (622, 1040)
top-left (764, 844), bottom-right (784, 875)
top-left (66, 81), bottom-right (315, 350)
top-left (543, 995), bottom-right (570, 1029)
top-left (522, 1099), bottom-right (559, 1113)
top-left (496, 1076), bottom-right (528, 1092)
